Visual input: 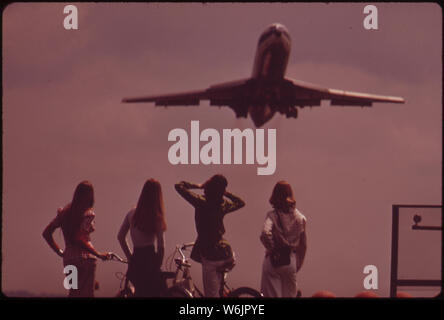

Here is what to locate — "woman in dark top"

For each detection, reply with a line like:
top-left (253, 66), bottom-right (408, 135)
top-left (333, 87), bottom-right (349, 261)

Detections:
top-left (42, 181), bottom-right (111, 297)
top-left (175, 174), bottom-right (245, 297)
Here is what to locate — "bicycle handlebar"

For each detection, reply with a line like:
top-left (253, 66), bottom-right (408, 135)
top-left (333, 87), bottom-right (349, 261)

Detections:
top-left (110, 243), bottom-right (194, 266)
top-left (176, 242), bottom-right (194, 262)
top-left (181, 242), bottom-right (195, 250)
top-left (109, 252), bottom-right (128, 264)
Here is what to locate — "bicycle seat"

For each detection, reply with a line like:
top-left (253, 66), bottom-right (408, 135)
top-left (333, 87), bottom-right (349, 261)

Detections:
top-left (216, 258), bottom-right (236, 274)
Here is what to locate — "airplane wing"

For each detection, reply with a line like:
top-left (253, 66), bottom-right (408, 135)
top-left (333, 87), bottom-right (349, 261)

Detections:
top-left (284, 78), bottom-right (405, 107)
top-left (122, 77), bottom-right (404, 124)
top-left (122, 78), bottom-right (251, 107)
top-left (122, 90), bottom-right (206, 106)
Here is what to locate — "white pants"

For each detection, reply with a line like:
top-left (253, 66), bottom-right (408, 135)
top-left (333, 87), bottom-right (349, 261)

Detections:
top-left (260, 252), bottom-right (297, 298)
top-left (201, 256), bottom-right (233, 297)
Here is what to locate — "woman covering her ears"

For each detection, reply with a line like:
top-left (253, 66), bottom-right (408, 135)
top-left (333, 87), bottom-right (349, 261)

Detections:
top-left (175, 174), bottom-right (245, 297)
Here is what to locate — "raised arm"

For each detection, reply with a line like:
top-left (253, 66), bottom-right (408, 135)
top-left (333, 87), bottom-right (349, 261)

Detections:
top-left (42, 209), bottom-right (64, 258)
top-left (117, 213), bottom-right (132, 261)
top-left (222, 190), bottom-right (246, 214)
top-left (174, 181), bottom-right (205, 208)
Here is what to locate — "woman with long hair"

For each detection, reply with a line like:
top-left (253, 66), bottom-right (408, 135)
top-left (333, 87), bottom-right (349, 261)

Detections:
top-left (42, 181), bottom-right (111, 297)
top-left (118, 179), bottom-right (167, 297)
top-left (175, 174), bottom-right (245, 297)
top-left (259, 181), bottom-right (307, 297)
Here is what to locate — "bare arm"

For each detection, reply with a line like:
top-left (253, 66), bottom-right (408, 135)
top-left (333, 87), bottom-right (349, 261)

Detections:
top-left (223, 191), bottom-right (246, 214)
top-left (174, 181), bottom-right (204, 207)
top-left (117, 214), bottom-right (132, 261)
top-left (156, 231), bottom-right (165, 268)
top-left (42, 217), bottom-right (64, 258)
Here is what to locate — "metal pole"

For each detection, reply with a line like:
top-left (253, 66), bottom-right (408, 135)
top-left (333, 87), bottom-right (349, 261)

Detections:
top-left (412, 225), bottom-right (442, 231)
top-left (390, 205), bottom-right (399, 298)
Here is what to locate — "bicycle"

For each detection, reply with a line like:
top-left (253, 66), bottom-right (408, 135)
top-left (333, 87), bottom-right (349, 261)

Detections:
top-left (108, 252), bottom-right (177, 298)
top-left (108, 252), bottom-right (135, 297)
top-left (164, 242), bottom-right (262, 298)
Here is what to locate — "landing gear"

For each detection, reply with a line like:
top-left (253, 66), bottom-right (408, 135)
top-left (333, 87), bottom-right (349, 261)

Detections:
top-left (285, 106), bottom-right (298, 118)
top-left (232, 105), bottom-right (248, 118)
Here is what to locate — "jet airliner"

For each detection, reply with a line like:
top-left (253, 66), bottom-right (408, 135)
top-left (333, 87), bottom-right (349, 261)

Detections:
top-left (123, 23), bottom-right (404, 127)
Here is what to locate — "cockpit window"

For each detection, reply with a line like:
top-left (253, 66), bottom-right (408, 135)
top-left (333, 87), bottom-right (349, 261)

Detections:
top-left (258, 29), bottom-right (274, 45)
top-left (258, 27), bottom-right (291, 45)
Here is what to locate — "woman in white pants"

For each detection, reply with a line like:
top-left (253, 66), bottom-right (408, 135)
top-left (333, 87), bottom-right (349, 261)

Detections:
top-left (260, 181), bottom-right (307, 298)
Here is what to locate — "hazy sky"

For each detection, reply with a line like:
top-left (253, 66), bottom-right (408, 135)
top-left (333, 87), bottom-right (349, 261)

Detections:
top-left (2, 3), bottom-right (442, 297)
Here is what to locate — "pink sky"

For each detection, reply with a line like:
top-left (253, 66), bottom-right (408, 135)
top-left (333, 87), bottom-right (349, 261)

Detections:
top-left (2, 3), bottom-right (442, 297)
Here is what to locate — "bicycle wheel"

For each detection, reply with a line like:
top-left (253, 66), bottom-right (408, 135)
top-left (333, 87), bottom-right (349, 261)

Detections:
top-left (116, 287), bottom-right (135, 298)
top-left (228, 287), bottom-right (262, 298)
top-left (165, 286), bottom-right (194, 298)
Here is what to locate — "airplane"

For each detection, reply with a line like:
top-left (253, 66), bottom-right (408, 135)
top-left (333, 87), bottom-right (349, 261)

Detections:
top-left (122, 23), bottom-right (405, 127)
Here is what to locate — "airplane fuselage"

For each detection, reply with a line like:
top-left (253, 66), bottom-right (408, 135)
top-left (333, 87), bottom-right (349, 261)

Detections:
top-left (249, 23), bottom-right (292, 126)
top-left (252, 23), bottom-right (291, 81)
